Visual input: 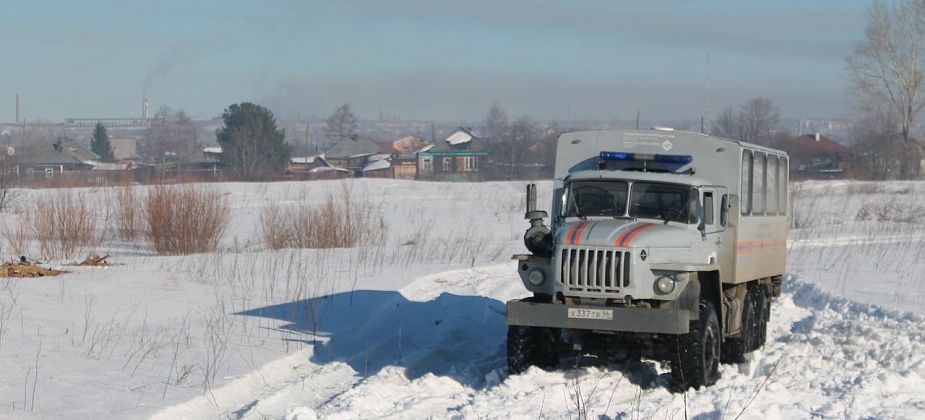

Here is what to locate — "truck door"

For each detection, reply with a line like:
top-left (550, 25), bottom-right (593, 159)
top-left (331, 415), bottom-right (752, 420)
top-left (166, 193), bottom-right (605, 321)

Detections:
top-left (700, 187), bottom-right (734, 281)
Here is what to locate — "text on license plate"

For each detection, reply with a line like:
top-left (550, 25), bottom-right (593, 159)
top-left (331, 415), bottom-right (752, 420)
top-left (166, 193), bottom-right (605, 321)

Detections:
top-left (567, 308), bottom-right (613, 320)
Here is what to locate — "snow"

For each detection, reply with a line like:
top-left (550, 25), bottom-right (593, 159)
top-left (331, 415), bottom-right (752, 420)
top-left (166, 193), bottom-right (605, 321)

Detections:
top-left (0, 179), bottom-right (924, 418)
top-left (290, 156), bottom-right (317, 164)
top-left (446, 130), bottom-right (472, 145)
top-left (362, 159), bottom-right (391, 172)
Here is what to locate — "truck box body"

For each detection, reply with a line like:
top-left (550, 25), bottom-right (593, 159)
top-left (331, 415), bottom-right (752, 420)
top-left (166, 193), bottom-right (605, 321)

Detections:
top-left (550, 129), bottom-right (788, 285)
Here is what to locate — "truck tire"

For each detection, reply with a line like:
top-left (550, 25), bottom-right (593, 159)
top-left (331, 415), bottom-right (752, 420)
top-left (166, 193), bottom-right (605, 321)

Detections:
top-left (506, 325), bottom-right (560, 374)
top-left (671, 300), bottom-right (721, 390)
top-left (754, 287), bottom-right (769, 347)
top-left (722, 288), bottom-right (757, 363)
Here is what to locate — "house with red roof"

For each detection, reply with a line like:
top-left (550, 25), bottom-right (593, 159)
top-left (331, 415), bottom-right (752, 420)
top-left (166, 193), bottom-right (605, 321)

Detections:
top-left (777, 133), bottom-right (855, 179)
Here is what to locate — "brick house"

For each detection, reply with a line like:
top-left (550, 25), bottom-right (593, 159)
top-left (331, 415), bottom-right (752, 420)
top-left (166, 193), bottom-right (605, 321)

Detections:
top-left (416, 128), bottom-right (486, 181)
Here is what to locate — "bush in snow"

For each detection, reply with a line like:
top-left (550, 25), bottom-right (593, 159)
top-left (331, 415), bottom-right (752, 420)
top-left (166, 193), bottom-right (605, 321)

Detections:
top-left (145, 184), bottom-right (229, 255)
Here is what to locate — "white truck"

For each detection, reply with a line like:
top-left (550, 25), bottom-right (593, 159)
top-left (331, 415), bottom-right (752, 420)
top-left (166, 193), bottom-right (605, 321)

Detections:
top-left (507, 129), bottom-right (788, 389)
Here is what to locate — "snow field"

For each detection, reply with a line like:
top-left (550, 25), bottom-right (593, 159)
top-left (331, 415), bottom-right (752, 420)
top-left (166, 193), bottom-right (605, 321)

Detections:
top-left (0, 179), bottom-right (923, 418)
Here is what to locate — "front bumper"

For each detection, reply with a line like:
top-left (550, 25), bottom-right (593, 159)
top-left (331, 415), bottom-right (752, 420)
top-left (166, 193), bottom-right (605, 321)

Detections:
top-left (506, 300), bottom-right (690, 334)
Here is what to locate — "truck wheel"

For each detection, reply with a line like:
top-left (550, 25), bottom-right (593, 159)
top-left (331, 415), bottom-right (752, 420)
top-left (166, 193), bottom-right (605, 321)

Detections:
top-left (722, 288), bottom-right (757, 363)
top-left (507, 325), bottom-right (560, 374)
top-left (671, 300), bottom-right (720, 390)
top-left (754, 288), bottom-right (769, 348)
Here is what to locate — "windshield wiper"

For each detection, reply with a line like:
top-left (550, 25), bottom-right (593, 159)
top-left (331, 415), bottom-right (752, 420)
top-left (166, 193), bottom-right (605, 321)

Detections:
top-left (662, 207), bottom-right (682, 224)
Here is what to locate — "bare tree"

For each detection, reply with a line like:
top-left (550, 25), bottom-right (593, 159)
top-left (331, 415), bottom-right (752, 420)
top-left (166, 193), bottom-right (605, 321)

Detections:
top-left (847, 0), bottom-right (925, 178)
top-left (712, 107), bottom-right (741, 140)
top-left (847, 0), bottom-right (925, 144)
top-left (481, 102), bottom-right (510, 144)
top-left (710, 98), bottom-right (780, 144)
top-left (324, 103), bottom-right (358, 145)
top-left (139, 107), bottom-right (200, 165)
top-left (740, 98), bottom-right (780, 143)
top-left (0, 147), bottom-right (18, 212)
top-left (508, 116), bottom-right (541, 179)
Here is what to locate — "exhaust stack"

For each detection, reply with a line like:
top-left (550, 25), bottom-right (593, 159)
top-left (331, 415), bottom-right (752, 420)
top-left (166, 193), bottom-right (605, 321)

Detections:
top-left (524, 184), bottom-right (552, 256)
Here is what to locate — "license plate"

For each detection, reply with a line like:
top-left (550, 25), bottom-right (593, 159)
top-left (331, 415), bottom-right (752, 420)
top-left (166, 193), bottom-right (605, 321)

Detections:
top-left (567, 308), bottom-right (613, 320)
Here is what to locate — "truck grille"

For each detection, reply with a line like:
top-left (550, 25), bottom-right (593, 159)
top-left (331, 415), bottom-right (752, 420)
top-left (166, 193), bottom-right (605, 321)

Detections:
top-left (559, 247), bottom-right (630, 293)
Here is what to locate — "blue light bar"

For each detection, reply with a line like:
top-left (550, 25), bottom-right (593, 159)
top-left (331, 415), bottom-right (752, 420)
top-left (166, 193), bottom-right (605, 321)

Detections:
top-left (599, 151), bottom-right (632, 160)
top-left (654, 153), bottom-right (693, 164)
top-left (599, 151), bottom-right (693, 164)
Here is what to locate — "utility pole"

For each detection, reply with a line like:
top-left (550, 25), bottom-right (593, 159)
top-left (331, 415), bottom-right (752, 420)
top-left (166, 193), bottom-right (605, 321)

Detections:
top-left (703, 51), bottom-right (711, 134)
top-left (304, 124), bottom-right (309, 156)
top-left (635, 111), bottom-right (640, 130)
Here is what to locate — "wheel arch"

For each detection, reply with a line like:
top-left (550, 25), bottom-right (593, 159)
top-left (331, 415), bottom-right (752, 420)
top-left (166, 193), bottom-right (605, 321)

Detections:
top-left (697, 270), bottom-right (724, 332)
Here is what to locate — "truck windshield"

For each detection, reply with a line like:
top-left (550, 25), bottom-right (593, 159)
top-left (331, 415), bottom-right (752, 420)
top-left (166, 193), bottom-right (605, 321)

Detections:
top-left (628, 182), bottom-right (698, 224)
top-left (563, 180), bottom-right (699, 224)
top-left (563, 180), bottom-right (628, 218)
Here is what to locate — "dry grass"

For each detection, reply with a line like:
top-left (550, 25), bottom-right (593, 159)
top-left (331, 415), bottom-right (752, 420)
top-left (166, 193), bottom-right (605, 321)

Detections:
top-left (260, 185), bottom-right (385, 250)
top-left (144, 185), bottom-right (230, 255)
top-left (845, 183), bottom-right (885, 195)
top-left (111, 185), bottom-right (142, 242)
top-left (855, 199), bottom-right (925, 223)
top-left (26, 191), bottom-right (99, 260)
top-left (0, 215), bottom-right (30, 257)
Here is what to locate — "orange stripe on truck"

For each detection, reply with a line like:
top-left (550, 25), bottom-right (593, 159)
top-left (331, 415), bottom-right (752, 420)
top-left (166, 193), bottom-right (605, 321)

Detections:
top-left (566, 221), bottom-right (590, 245)
top-left (622, 223), bottom-right (656, 247)
top-left (573, 221), bottom-right (594, 245)
top-left (735, 239), bottom-right (786, 255)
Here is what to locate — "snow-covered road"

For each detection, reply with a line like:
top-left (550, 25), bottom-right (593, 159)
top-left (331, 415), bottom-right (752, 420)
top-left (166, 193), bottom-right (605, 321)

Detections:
top-left (155, 263), bottom-right (925, 419)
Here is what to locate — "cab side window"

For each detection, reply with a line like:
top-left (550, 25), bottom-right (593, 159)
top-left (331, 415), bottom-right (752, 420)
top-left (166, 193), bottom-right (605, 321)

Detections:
top-left (703, 192), bottom-right (715, 225)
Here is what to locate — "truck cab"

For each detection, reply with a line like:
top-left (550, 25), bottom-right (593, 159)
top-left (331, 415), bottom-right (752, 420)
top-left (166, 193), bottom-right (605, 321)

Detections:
top-left (507, 129), bottom-right (788, 390)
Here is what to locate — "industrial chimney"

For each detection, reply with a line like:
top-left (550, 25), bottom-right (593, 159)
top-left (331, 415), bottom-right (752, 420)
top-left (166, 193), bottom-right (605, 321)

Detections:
top-left (15, 94), bottom-right (20, 123)
top-left (143, 97), bottom-right (149, 120)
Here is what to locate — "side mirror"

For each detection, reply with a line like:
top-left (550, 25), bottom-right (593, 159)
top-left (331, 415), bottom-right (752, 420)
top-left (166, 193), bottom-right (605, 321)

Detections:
top-left (696, 196), bottom-right (706, 239)
top-left (726, 195), bottom-right (740, 228)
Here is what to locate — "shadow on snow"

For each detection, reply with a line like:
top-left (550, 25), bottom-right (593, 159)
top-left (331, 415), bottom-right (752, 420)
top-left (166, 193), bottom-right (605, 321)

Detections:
top-left (236, 289), bottom-right (677, 392)
top-left (235, 290), bottom-right (508, 388)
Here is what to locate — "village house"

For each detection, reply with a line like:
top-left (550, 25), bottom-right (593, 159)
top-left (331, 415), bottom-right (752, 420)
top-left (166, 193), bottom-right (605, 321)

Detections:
top-left (391, 135), bottom-right (429, 180)
top-left (288, 155), bottom-right (352, 180)
top-left (111, 138), bottom-right (139, 161)
top-left (324, 135), bottom-right (385, 170)
top-left (777, 133), bottom-right (855, 179)
top-left (17, 137), bottom-right (99, 178)
top-left (416, 128), bottom-right (486, 181)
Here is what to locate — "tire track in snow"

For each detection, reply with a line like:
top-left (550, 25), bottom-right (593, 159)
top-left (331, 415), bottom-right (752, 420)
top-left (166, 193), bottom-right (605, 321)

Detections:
top-left (157, 264), bottom-right (925, 419)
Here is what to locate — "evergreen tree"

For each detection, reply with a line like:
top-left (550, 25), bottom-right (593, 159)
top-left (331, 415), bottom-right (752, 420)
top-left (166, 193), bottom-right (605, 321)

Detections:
top-left (91, 122), bottom-right (115, 162)
top-left (216, 103), bottom-right (291, 179)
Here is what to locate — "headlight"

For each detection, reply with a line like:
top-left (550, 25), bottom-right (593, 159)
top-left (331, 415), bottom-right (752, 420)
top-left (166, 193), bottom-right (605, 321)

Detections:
top-left (528, 269), bottom-right (545, 286)
top-left (655, 275), bottom-right (676, 294)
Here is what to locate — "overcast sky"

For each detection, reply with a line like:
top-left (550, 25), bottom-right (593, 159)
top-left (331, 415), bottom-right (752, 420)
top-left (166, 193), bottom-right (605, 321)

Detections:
top-left (0, 0), bottom-right (867, 122)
